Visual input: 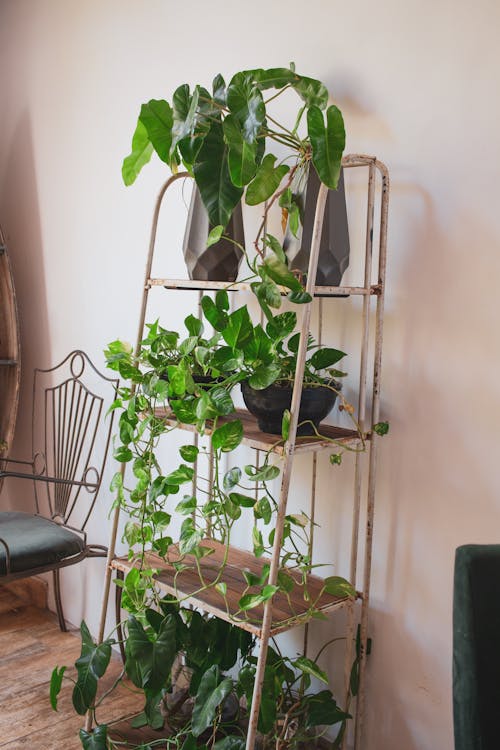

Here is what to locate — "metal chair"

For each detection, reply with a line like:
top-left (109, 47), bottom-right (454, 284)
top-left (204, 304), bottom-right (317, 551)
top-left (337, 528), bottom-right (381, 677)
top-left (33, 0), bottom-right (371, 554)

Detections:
top-left (0, 350), bottom-right (118, 630)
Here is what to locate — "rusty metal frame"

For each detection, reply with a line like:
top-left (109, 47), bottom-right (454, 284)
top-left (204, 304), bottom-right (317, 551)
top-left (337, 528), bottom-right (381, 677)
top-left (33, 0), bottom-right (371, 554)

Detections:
top-left (96, 155), bottom-right (389, 748)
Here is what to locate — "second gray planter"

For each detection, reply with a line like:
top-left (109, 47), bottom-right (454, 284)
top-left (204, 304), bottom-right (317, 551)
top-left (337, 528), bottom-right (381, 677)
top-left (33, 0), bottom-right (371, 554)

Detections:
top-left (283, 165), bottom-right (350, 287)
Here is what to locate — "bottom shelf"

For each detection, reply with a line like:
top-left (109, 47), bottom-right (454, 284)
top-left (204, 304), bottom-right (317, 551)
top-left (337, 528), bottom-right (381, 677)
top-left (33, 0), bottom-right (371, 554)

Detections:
top-left (112, 539), bottom-right (354, 638)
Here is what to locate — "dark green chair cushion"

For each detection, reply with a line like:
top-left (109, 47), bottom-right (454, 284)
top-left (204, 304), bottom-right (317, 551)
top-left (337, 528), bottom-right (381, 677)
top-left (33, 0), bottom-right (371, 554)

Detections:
top-left (0, 511), bottom-right (85, 576)
top-left (453, 544), bottom-right (500, 750)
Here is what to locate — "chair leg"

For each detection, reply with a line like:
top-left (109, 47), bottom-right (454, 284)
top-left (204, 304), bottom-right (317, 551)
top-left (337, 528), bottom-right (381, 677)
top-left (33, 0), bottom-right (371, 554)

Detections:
top-left (115, 569), bottom-right (125, 664)
top-left (53, 568), bottom-right (68, 632)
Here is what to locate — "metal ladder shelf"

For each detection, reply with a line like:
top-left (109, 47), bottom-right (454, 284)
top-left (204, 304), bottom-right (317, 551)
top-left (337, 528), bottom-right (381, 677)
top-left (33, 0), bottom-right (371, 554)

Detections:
top-left (96, 153), bottom-right (389, 750)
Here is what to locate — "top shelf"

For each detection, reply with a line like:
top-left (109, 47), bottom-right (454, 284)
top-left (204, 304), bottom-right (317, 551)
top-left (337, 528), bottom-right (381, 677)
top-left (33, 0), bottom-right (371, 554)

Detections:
top-left (147, 278), bottom-right (380, 298)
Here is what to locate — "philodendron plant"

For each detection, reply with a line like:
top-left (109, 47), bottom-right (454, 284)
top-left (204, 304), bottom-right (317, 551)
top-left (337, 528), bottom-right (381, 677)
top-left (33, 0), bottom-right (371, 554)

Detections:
top-left (123, 63), bottom-right (344, 276)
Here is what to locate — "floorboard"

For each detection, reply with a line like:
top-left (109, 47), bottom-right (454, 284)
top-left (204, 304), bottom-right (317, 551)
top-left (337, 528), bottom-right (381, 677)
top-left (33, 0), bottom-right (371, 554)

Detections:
top-left (0, 589), bottom-right (143, 749)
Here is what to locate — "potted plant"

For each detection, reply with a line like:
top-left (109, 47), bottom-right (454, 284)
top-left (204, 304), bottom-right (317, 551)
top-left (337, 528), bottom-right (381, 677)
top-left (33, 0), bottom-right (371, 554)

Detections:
top-left (122, 63), bottom-right (345, 287)
top-left (50, 65), bottom-right (388, 749)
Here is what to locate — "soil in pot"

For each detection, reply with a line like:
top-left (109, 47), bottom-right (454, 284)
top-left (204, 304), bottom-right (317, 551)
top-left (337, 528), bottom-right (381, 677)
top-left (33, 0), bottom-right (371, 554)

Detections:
top-left (241, 380), bottom-right (340, 436)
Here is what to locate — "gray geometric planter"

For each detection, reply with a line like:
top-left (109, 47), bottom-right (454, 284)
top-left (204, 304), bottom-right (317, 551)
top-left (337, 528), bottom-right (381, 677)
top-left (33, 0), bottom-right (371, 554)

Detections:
top-left (183, 186), bottom-right (244, 282)
top-left (283, 165), bottom-right (350, 286)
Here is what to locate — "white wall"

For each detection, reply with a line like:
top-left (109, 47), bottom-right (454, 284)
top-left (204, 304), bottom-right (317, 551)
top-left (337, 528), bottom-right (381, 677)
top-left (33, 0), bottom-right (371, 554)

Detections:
top-left (2, 1), bottom-right (500, 748)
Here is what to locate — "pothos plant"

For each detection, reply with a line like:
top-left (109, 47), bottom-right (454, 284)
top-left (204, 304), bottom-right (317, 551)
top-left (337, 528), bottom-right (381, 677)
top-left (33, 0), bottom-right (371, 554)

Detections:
top-left (50, 66), bottom-right (388, 749)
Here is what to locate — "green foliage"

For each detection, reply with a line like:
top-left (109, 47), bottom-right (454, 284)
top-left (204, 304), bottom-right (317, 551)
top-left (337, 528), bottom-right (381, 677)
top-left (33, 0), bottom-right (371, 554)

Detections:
top-left (49, 666), bottom-right (66, 710)
top-left (72, 622), bottom-right (113, 715)
top-left (191, 666), bottom-right (233, 737)
top-left (123, 64), bottom-right (345, 241)
top-left (79, 726), bottom-right (108, 750)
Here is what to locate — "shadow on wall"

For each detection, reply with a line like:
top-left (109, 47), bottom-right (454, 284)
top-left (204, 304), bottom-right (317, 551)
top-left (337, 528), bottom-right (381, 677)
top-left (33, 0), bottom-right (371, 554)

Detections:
top-left (0, 112), bottom-right (51, 511)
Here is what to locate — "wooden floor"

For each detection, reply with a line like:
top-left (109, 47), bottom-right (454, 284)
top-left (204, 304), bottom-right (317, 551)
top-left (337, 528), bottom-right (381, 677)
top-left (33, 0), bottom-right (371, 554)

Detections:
top-left (0, 586), bottom-right (143, 749)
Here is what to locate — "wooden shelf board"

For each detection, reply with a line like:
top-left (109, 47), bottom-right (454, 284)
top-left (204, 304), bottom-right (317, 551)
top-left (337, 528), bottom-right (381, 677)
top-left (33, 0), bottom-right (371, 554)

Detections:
top-left (147, 278), bottom-right (376, 297)
top-left (111, 539), bottom-right (353, 639)
top-left (154, 407), bottom-right (361, 455)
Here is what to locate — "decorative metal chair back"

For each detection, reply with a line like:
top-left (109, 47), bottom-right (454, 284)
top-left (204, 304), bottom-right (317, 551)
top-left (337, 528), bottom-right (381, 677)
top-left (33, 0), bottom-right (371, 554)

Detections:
top-left (31, 350), bottom-right (118, 530)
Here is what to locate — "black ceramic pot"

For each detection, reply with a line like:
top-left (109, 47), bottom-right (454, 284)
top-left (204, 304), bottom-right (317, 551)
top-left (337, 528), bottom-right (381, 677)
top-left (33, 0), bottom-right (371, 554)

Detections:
top-left (241, 380), bottom-right (339, 436)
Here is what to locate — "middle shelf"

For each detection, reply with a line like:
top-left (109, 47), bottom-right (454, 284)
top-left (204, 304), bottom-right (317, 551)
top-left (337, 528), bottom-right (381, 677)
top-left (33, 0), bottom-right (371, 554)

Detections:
top-left (111, 538), bottom-right (355, 639)
top-left (154, 407), bottom-right (362, 455)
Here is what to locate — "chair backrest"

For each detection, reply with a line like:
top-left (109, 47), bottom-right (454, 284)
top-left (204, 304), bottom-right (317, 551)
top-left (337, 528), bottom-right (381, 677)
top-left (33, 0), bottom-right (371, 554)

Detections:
top-left (31, 350), bottom-right (118, 530)
top-left (453, 544), bottom-right (500, 750)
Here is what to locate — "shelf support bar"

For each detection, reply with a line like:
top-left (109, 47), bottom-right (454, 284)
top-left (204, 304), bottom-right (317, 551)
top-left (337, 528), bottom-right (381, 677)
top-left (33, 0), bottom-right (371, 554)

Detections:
top-left (354, 162), bottom-right (389, 750)
top-left (246, 184), bottom-right (329, 750)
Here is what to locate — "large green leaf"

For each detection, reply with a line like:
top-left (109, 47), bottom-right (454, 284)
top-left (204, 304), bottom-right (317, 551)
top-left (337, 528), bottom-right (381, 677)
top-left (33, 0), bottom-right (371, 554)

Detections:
top-left (244, 463), bottom-right (281, 481)
top-left (304, 690), bottom-right (350, 728)
top-left (307, 105), bottom-right (345, 189)
top-left (248, 364), bottom-right (281, 389)
top-left (122, 119), bottom-right (154, 186)
top-left (245, 154), bottom-right (289, 206)
top-left (210, 345), bottom-right (244, 372)
top-left (194, 119), bottom-right (243, 228)
top-left (172, 84), bottom-right (209, 161)
top-left (79, 726), bottom-right (108, 750)
top-left (165, 464), bottom-right (194, 486)
top-left (72, 622), bottom-right (112, 715)
top-left (191, 666), bottom-right (233, 737)
top-left (227, 72), bottom-right (266, 142)
top-left (244, 324), bottom-right (274, 364)
top-left (201, 295), bottom-right (228, 332)
top-left (139, 99), bottom-right (173, 163)
top-left (246, 67), bottom-right (298, 90)
top-left (310, 347), bottom-right (346, 370)
top-left (49, 666), bottom-right (66, 710)
top-left (262, 255), bottom-right (302, 292)
top-left (251, 279), bottom-right (282, 311)
top-left (212, 419), bottom-right (243, 452)
top-left (238, 584), bottom-right (278, 611)
top-left (293, 655), bottom-right (329, 684)
top-left (221, 306), bottom-right (253, 350)
top-left (292, 76), bottom-right (329, 109)
top-left (323, 575), bottom-right (356, 598)
top-left (266, 311), bottom-right (297, 341)
top-left (212, 73), bottom-right (226, 105)
top-left (125, 615), bottom-right (177, 693)
top-left (210, 386), bottom-right (235, 416)
top-left (223, 114), bottom-right (258, 187)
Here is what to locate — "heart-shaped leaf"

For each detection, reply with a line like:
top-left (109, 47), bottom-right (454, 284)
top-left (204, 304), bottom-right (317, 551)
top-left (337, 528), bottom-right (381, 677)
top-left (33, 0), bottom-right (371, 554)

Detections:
top-left (238, 584), bottom-right (278, 611)
top-left (191, 666), bottom-right (233, 737)
top-left (72, 622), bottom-right (112, 715)
top-left (323, 576), bottom-right (356, 599)
top-left (245, 154), bottom-right (289, 205)
top-left (310, 347), bottom-right (346, 370)
top-left (293, 655), bottom-right (329, 684)
top-left (212, 419), bottom-right (243, 452)
top-left (79, 726), bottom-right (108, 750)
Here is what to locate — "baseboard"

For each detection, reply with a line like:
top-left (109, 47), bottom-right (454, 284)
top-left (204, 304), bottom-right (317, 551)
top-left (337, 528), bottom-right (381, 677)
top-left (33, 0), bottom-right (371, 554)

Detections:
top-left (2, 576), bottom-right (48, 609)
